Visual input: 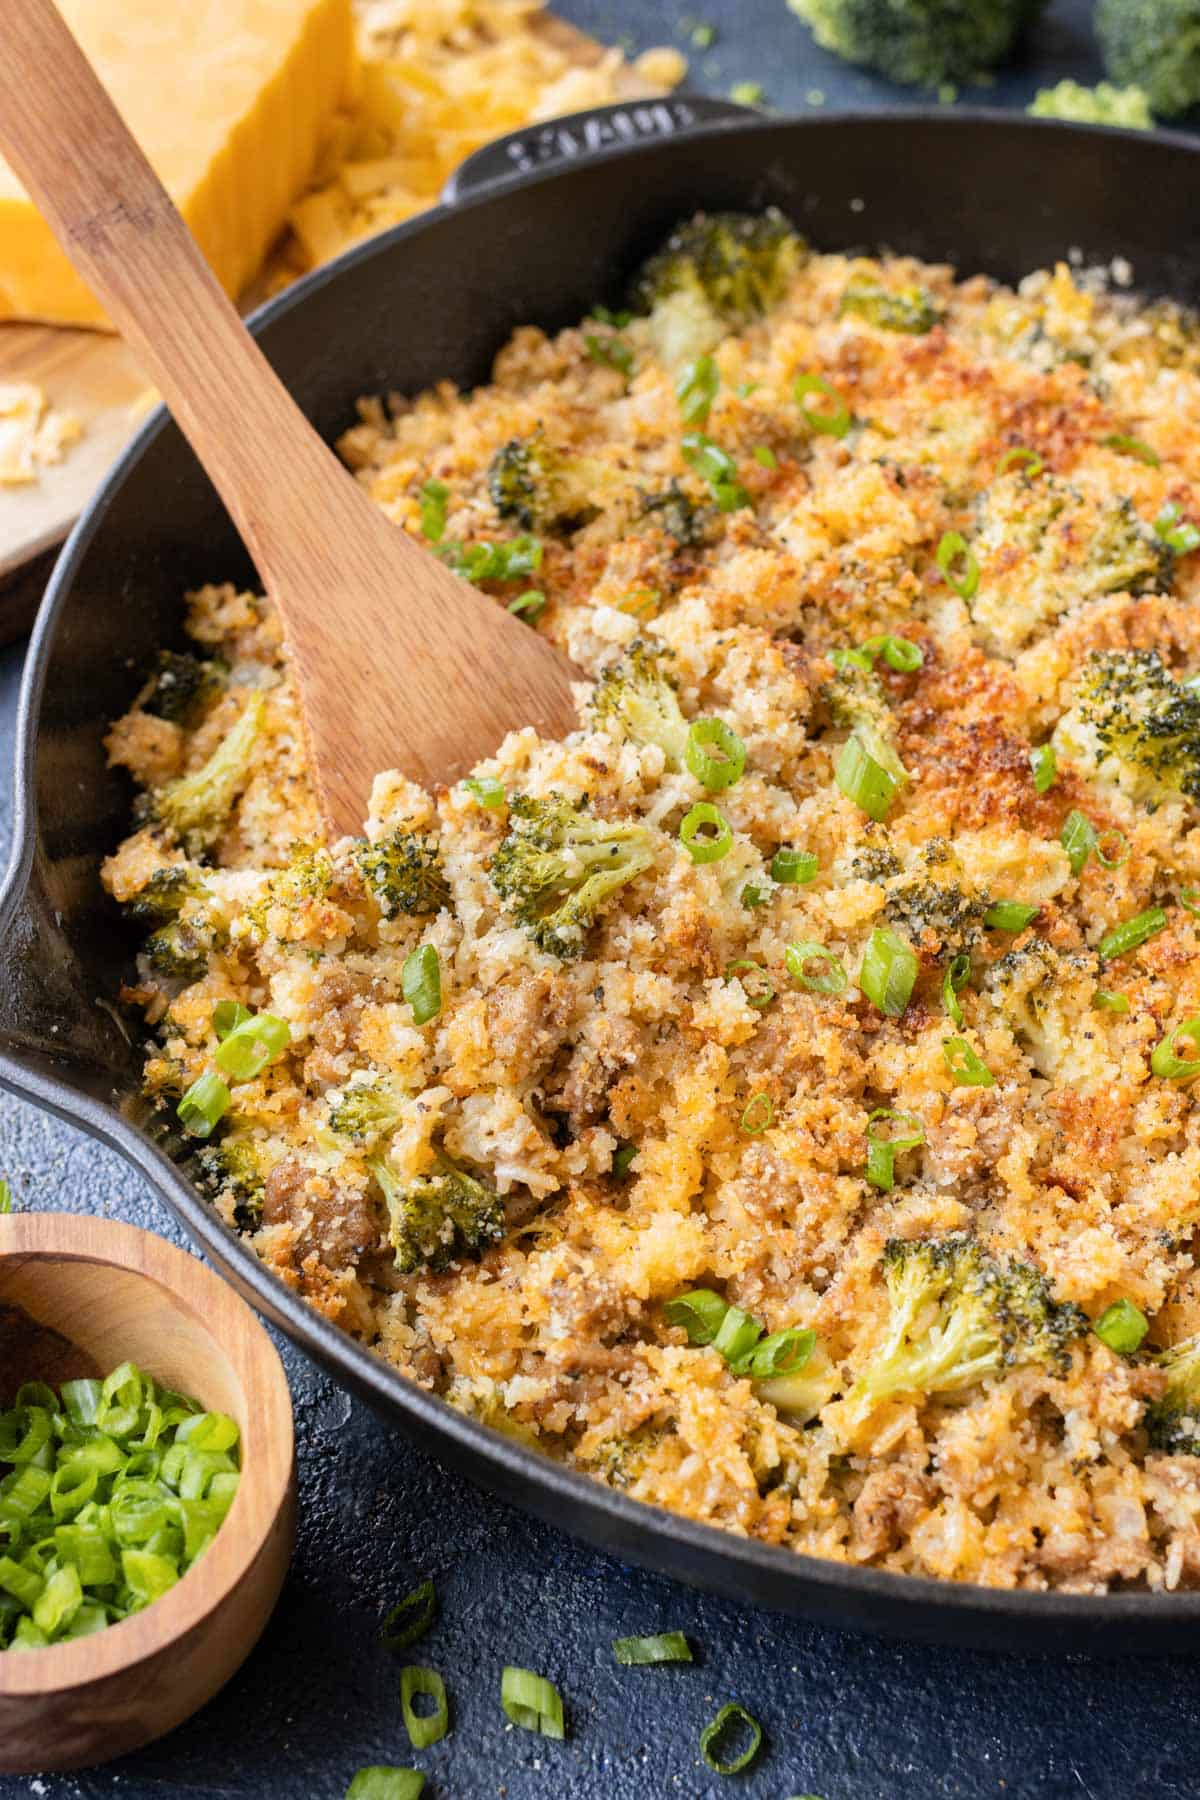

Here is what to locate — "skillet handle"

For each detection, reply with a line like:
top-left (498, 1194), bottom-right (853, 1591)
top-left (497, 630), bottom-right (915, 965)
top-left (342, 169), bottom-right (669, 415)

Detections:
top-left (442, 96), bottom-right (755, 205)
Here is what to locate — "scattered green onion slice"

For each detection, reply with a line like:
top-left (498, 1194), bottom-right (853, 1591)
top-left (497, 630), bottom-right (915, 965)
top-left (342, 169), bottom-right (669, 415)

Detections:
top-left (860, 926), bottom-right (918, 1017)
top-left (752, 444), bottom-right (778, 469)
top-left (1155, 500), bottom-right (1200, 555)
top-left (675, 354), bottom-right (719, 426)
top-left (507, 589), bottom-right (546, 621)
top-left (679, 802), bottom-right (733, 864)
top-left (1096, 827), bottom-right (1131, 869)
top-left (834, 731), bottom-right (903, 822)
top-left (712, 1305), bottom-right (763, 1367)
top-left (1180, 888), bottom-right (1200, 915)
top-left (400, 1665), bottom-right (449, 1749)
top-left (501, 1666), bottom-right (565, 1739)
top-left (741, 883), bottom-right (770, 909)
top-left (942, 952), bottom-right (971, 1027)
top-left (942, 1037), bottom-right (995, 1088)
top-left (584, 332), bottom-right (634, 378)
top-left (793, 372), bottom-right (851, 437)
top-left (984, 900), bottom-right (1040, 932)
top-left (785, 940), bottom-right (847, 995)
top-left (439, 534), bottom-right (542, 584)
top-left (681, 433), bottom-right (750, 511)
top-left (462, 775), bottom-right (505, 809)
top-left (663, 1288), bottom-right (727, 1345)
top-left (418, 479), bottom-right (448, 543)
top-left (1093, 1298), bottom-right (1148, 1354)
top-left (700, 1702), bottom-right (764, 1775)
top-left (213, 1011), bottom-right (290, 1082)
top-left (0, 1179), bottom-right (12, 1215)
top-left (1031, 744), bottom-right (1057, 793)
top-left (346, 1769), bottom-right (424, 1800)
top-left (686, 717), bottom-right (746, 790)
top-left (177, 1071), bottom-right (230, 1139)
top-left (1093, 989), bottom-right (1130, 1013)
top-left (1099, 906), bottom-right (1167, 962)
top-left (1104, 433), bottom-right (1160, 466)
top-left (402, 944), bottom-right (442, 1026)
top-left (380, 1578), bottom-right (436, 1650)
top-left (997, 447), bottom-right (1043, 476)
top-left (613, 1631), bottom-right (692, 1665)
top-left (726, 959), bottom-right (774, 1009)
top-left (865, 1107), bottom-right (925, 1191)
top-left (832, 647), bottom-right (873, 673)
top-left (612, 1141), bottom-right (638, 1179)
top-left (936, 530), bottom-right (979, 600)
top-left (1061, 809), bottom-right (1097, 876)
top-left (771, 848), bottom-right (819, 884)
top-left (733, 1328), bottom-right (816, 1380)
top-left (1150, 1015), bottom-right (1200, 1080)
top-left (861, 633), bottom-right (924, 672)
top-left (740, 1092), bottom-right (774, 1134)
top-left (212, 1000), bottom-right (251, 1041)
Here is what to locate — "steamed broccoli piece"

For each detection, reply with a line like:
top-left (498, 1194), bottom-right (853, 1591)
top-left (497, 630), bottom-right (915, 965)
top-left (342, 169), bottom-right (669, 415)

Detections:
top-left (487, 428), bottom-right (625, 535)
top-left (354, 830), bottom-right (450, 918)
top-left (1028, 78), bottom-right (1154, 127)
top-left (142, 917), bottom-right (222, 982)
top-left (1053, 650), bottom-right (1200, 808)
top-left (849, 1234), bottom-right (1085, 1414)
top-left (142, 651), bottom-right (227, 725)
top-left (138, 692), bottom-right (265, 856)
top-left (590, 641), bottom-right (691, 767)
top-left (1145, 1333), bottom-right (1200, 1453)
top-left (369, 1150), bottom-right (505, 1274)
top-left (787, 0), bottom-right (1044, 88)
top-left (825, 661), bottom-right (910, 817)
top-left (1096, 0), bottom-right (1200, 118)
top-left (839, 276), bottom-right (942, 334)
top-left (628, 209), bottom-right (805, 364)
top-left (639, 481), bottom-right (708, 546)
top-left (327, 1077), bottom-right (405, 1145)
top-left (883, 876), bottom-right (988, 962)
top-left (125, 865), bottom-right (205, 925)
top-left (490, 793), bottom-right (654, 960)
top-left (196, 1138), bottom-right (267, 1229)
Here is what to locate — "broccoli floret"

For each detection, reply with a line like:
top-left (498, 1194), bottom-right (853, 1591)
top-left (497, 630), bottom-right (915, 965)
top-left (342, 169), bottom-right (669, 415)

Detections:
top-left (1028, 78), bottom-right (1155, 127)
top-left (839, 276), bottom-right (942, 334)
top-left (883, 876), bottom-right (989, 962)
top-left (848, 1234), bottom-right (1086, 1415)
top-left (786, 0), bottom-right (1044, 87)
top-left (487, 427), bottom-right (625, 535)
top-left (142, 651), bottom-right (227, 725)
top-left (628, 209), bottom-right (805, 365)
top-left (590, 641), bottom-right (691, 767)
top-left (1145, 1334), bottom-right (1200, 1453)
top-left (196, 1138), bottom-right (267, 1229)
top-left (824, 662), bottom-right (910, 819)
top-left (327, 1076), bottom-right (405, 1145)
top-left (369, 1150), bottom-right (505, 1274)
top-left (639, 481), bottom-right (709, 547)
top-left (354, 830), bottom-right (450, 918)
top-left (142, 916), bottom-right (223, 982)
top-left (1097, 0), bottom-right (1200, 118)
top-left (1053, 649), bottom-right (1200, 809)
top-left (125, 865), bottom-right (205, 925)
top-left (984, 939), bottom-right (1101, 1078)
top-left (490, 793), bottom-right (654, 960)
top-left (137, 692), bottom-right (265, 856)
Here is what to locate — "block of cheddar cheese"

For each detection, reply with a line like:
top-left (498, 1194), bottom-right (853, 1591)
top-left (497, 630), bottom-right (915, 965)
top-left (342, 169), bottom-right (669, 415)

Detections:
top-left (0, 0), bottom-right (358, 328)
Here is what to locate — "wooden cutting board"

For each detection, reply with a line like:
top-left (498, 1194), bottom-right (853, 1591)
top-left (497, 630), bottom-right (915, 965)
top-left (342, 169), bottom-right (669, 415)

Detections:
top-left (0, 12), bottom-right (647, 586)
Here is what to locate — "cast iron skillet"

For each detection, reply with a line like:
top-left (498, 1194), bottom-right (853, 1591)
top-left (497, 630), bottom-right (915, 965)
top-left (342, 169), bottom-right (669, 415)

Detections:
top-left (4, 102), bottom-right (1200, 1653)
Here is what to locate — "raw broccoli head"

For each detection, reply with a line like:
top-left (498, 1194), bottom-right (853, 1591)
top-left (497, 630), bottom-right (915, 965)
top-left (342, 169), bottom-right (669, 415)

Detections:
top-left (1053, 649), bottom-right (1200, 808)
top-left (590, 641), bottom-right (691, 767)
top-left (195, 1138), bottom-right (267, 1229)
top-left (1145, 1333), bottom-right (1200, 1453)
top-left (327, 1077), bottom-right (405, 1145)
top-left (136, 692), bottom-right (265, 856)
top-left (142, 651), bottom-right (227, 725)
top-left (370, 1150), bottom-right (505, 1274)
top-left (489, 793), bottom-right (654, 960)
top-left (628, 209), bottom-right (805, 364)
top-left (1096, 0), bottom-right (1200, 117)
top-left (787, 0), bottom-right (1045, 87)
top-left (839, 276), bottom-right (942, 334)
top-left (354, 830), bottom-right (450, 918)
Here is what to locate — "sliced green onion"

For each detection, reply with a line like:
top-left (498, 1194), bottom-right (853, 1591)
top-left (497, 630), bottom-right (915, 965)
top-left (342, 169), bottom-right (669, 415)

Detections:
top-left (942, 1037), bottom-right (995, 1087)
top-left (860, 926), bottom-right (918, 1017)
top-left (212, 1000), bottom-right (252, 1041)
top-left (793, 372), bottom-right (851, 437)
top-left (834, 731), bottom-right (903, 822)
top-left (984, 900), bottom-right (1040, 932)
top-left (1180, 888), bottom-right (1200, 915)
top-left (440, 535), bottom-right (543, 585)
top-left (681, 433), bottom-right (750, 511)
top-left (664, 1289), bottom-right (727, 1345)
top-left (1093, 1298), bottom-right (1148, 1354)
top-left (501, 1666), bottom-right (565, 1739)
top-left (785, 940), bottom-right (847, 995)
top-left (942, 952), bottom-right (970, 1027)
top-left (1031, 744), bottom-right (1057, 793)
top-left (0, 1179), bottom-right (11, 1215)
top-left (1061, 809), bottom-right (1097, 875)
top-left (1093, 989), bottom-right (1130, 1013)
top-left (733, 1328), bottom-right (816, 1380)
top-left (997, 447), bottom-right (1043, 476)
top-left (679, 802), bottom-right (732, 864)
top-left (741, 883), bottom-right (770, 909)
top-left (177, 1072), bottom-right (230, 1138)
top-left (1099, 906), bottom-right (1167, 962)
top-left (686, 717), bottom-right (746, 790)
top-left (1155, 500), bottom-right (1200, 555)
top-left (507, 589), bottom-right (546, 621)
top-left (865, 1107), bottom-right (925, 1191)
top-left (1150, 1015), bottom-right (1200, 1080)
top-left (591, 303), bottom-right (633, 329)
top-left (936, 530), bottom-right (979, 600)
top-left (771, 848), bottom-right (819, 884)
top-left (613, 1631), bottom-right (692, 1665)
top-left (752, 444), bottom-right (778, 469)
top-left (612, 1142), bottom-right (638, 1178)
top-left (740, 1092), bottom-right (774, 1134)
top-left (1096, 828), bottom-right (1131, 869)
top-left (675, 354), bottom-right (719, 426)
top-left (213, 1012), bottom-right (290, 1082)
top-left (380, 1578), bottom-right (436, 1650)
top-left (712, 1305), bottom-right (763, 1367)
top-left (462, 775), bottom-right (505, 809)
top-left (700, 1702), bottom-right (764, 1775)
top-left (402, 944), bottom-right (441, 1026)
top-left (861, 633), bottom-right (924, 672)
top-left (584, 332), bottom-right (634, 378)
top-left (1104, 433), bottom-right (1159, 466)
top-left (346, 1770), bottom-right (425, 1800)
top-left (400, 1665), bottom-right (448, 1749)
top-left (832, 647), bottom-right (874, 673)
top-left (726, 959), bottom-right (774, 1008)
top-left (419, 479), bottom-right (448, 543)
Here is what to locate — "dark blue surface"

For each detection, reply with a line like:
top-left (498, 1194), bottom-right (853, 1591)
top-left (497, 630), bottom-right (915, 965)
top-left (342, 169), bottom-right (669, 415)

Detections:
top-left (4, 3), bottom-right (1200, 1794)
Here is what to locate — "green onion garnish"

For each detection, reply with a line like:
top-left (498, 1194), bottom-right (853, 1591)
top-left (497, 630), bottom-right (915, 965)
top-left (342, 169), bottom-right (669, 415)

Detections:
top-left (984, 900), bottom-right (1040, 932)
top-left (942, 952), bottom-right (970, 1027)
top-left (861, 633), bottom-right (924, 672)
top-left (942, 1037), bottom-right (994, 1087)
top-left (997, 447), bottom-right (1043, 476)
top-left (1154, 500), bottom-right (1200, 555)
top-left (676, 355), bottom-right (719, 426)
top-left (832, 647), bottom-right (873, 673)
top-left (508, 589), bottom-right (545, 621)
top-left (741, 882), bottom-right (770, 909)
top-left (613, 1631), bottom-right (692, 1665)
top-left (834, 731), bottom-right (904, 822)
top-left (1099, 906), bottom-right (1167, 961)
top-left (177, 1071), bottom-right (230, 1138)
top-left (664, 1289), bottom-right (727, 1344)
top-left (440, 535), bottom-right (543, 584)
top-left (752, 444), bottom-right (778, 469)
top-left (213, 1011), bottom-right (290, 1082)
top-left (733, 1328), bottom-right (816, 1380)
top-left (865, 1107), bottom-right (924, 1191)
top-left (1061, 809), bottom-right (1097, 876)
top-left (726, 959), bottom-right (774, 1009)
top-left (400, 1665), bottom-right (449, 1749)
top-left (1096, 828), bottom-right (1130, 868)
top-left (612, 1142), bottom-right (638, 1178)
top-left (686, 717), bottom-right (746, 790)
top-left (212, 1000), bottom-right (251, 1040)
top-left (793, 372), bottom-right (851, 437)
top-left (1093, 989), bottom-right (1130, 1013)
top-left (679, 802), bottom-right (732, 864)
top-left (936, 531), bottom-right (979, 600)
top-left (346, 1769), bottom-right (424, 1799)
top-left (681, 433), bottom-right (750, 511)
top-left (740, 1092), bottom-right (774, 1134)
top-left (462, 775), bottom-right (505, 809)
top-left (501, 1666), bottom-right (565, 1739)
top-left (419, 479), bottom-right (448, 543)
top-left (1093, 1298), bottom-right (1148, 1354)
top-left (584, 332), bottom-right (634, 378)
top-left (771, 848), bottom-right (819, 884)
top-left (1104, 433), bottom-right (1159, 466)
top-left (1150, 1015), bottom-right (1200, 1080)
top-left (1031, 744), bottom-right (1057, 793)
top-left (860, 926), bottom-right (917, 1017)
top-left (700, 1702), bottom-right (764, 1775)
top-left (1180, 888), bottom-right (1200, 915)
top-left (785, 940), bottom-right (847, 995)
top-left (402, 944), bottom-right (442, 1025)
top-left (713, 1304), bottom-right (763, 1367)
top-left (591, 303), bottom-right (633, 328)
top-left (0, 1179), bottom-right (12, 1215)
top-left (380, 1578), bottom-right (436, 1649)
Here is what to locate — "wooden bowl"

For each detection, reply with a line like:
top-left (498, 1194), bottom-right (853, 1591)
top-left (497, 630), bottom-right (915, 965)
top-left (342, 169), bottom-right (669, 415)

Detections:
top-left (0, 1212), bottom-right (296, 1773)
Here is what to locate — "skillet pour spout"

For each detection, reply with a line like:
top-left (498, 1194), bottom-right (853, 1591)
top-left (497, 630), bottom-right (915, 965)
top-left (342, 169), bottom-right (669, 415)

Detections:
top-left (5, 102), bottom-right (1200, 1651)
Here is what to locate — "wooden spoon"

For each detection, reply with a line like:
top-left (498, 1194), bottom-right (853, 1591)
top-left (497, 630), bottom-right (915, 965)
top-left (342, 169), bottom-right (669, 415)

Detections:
top-left (0, 0), bottom-right (578, 839)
